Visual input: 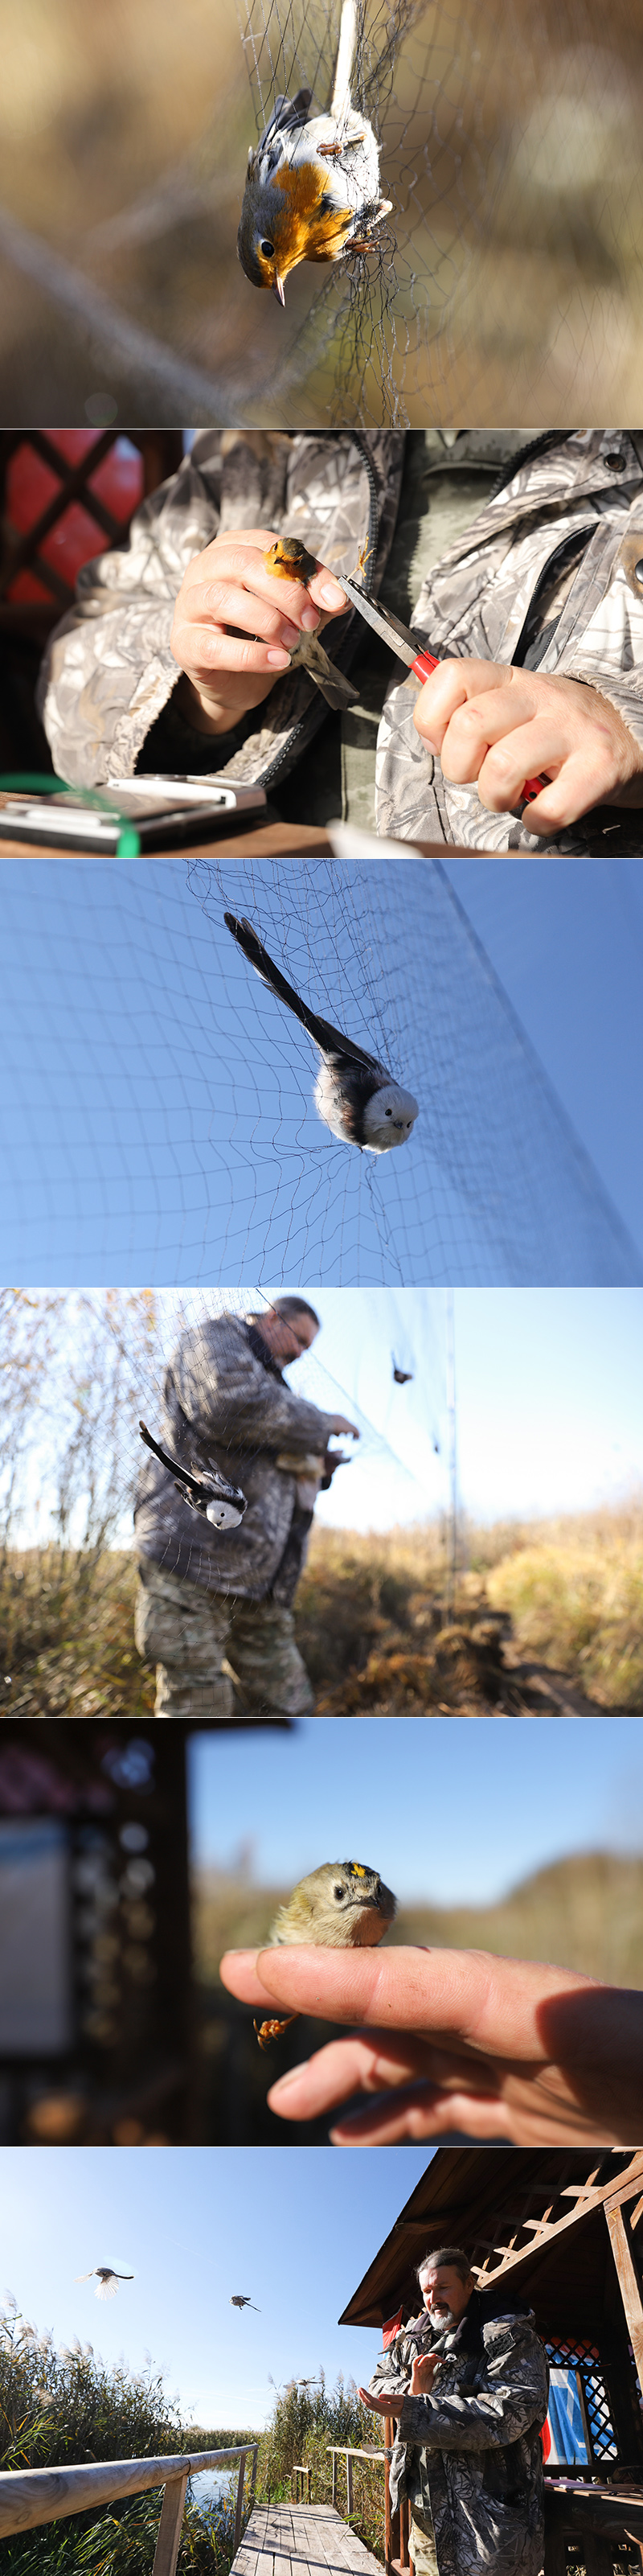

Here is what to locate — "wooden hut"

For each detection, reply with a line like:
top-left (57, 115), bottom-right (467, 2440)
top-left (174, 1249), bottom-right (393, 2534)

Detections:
top-left (339, 2148), bottom-right (643, 2576)
top-left (0, 1716), bottom-right (288, 2146)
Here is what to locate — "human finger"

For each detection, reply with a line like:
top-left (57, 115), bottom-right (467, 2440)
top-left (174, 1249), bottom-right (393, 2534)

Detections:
top-left (220, 1941), bottom-right (590, 2056)
top-left (264, 2029), bottom-right (502, 2133)
top-left (482, 742), bottom-right (616, 832)
top-left (412, 658), bottom-right (507, 753)
top-left (171, 620), bottom-right (293, 678)
top-left (185, 537), bottom-right (343, 634)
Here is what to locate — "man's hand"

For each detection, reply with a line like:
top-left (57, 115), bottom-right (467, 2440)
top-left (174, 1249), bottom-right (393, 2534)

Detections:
top-left (412, 659), bottom-right (643, 832)
top-left (170, 528), bottom-right (348, 735)
top-left (409, 2354), bottom-right (441, 2395)
top-left (358, 2386), bottom-right (400, 2417)
top-left (219, 1941), bottom-right (643, 2144)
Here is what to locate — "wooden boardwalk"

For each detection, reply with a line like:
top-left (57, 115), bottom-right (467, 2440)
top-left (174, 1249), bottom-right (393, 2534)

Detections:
top-left (233, 2502), bottom-right (384, 2576)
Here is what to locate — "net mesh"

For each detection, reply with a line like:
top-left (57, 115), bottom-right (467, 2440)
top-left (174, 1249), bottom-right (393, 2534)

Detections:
top-left (233, 0), bottom-right (643, 425)
top-left (0, 1286), bottom-right (448, 1556)
top-left (0, 852), bottom-right (639, 1286)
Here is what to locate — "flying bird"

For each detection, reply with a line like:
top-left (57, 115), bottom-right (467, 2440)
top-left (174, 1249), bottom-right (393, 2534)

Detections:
top-left (230, 2295), bottom-right (261, 2311)
top-left (224, 914), bottom-right (419, 1153)
top-left (254, 1858), bottom-right (396, 2047)
top-left (392, 1358), bottom-right (413, 1383)
top-left (237, 0), bottom-right (392, 305)
top-left (75, 2269), bottom-right (134, 2300)
top-left (139, 1421), bottom-right (247, 1530)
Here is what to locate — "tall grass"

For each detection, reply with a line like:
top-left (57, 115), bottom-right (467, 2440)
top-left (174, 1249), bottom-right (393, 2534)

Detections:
top-left (2, 1500), bottom-right (642, 1713)
top-left (0, 2304), bottom-right (258, 2576)
top-left (255, 2376), bottom-right (387, 2564)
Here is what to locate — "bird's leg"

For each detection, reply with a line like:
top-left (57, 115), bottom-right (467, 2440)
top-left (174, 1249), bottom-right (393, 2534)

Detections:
top-left (254, 2013), bottom-right (299, 2049)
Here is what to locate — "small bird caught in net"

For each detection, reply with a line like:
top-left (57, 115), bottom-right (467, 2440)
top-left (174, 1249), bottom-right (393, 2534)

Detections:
top-left (0, 852), bottom-right (641, 1288)
top-left (232, 0), bottom-right (643, 426)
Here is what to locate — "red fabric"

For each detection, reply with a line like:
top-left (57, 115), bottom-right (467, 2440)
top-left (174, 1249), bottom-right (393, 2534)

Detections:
top-left (541, 2418), bottom-right (551, 2459)
top-left (6, 435), bottom-right (144, 604)
top-left (383, 2309), bottom-right (403, 2347)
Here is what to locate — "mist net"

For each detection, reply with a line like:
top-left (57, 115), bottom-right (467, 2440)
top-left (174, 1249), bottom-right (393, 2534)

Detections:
top-left (0, 851), bottom-right (639, 1288)
top-left (235, 0), bottom-right (643, 425)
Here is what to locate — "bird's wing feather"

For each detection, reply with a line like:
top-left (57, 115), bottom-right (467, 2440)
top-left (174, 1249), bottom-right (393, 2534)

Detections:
top-left (223, 914), bottom-right (384, 1074)
top-left (263, 88), bottom-right (312, 143)
top-left (75, 2273), bottom-right (94, 2282)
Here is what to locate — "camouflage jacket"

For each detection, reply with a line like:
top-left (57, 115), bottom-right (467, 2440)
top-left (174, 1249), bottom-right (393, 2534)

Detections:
top-left (39, 429), bottom-right (643, 852)
top-left (368, 2296), bottom-right (548, 2576)
top-left (133, 1313), bottom-right (337, 1599)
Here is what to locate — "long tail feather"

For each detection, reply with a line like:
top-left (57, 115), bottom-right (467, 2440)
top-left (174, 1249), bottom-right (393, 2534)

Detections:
top-left (223, 913), bottom-right (382, 1071)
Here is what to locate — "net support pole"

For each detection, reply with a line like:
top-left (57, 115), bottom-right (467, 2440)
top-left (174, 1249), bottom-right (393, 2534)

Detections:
top-left (445, 1286), bottom-right (457, 1621)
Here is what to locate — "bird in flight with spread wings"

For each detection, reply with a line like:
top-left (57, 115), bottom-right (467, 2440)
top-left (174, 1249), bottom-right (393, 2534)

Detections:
top-left (75, 2267), bottom-right (134, 2301)
top-left (230, 2295), bottom-right (261, 2311)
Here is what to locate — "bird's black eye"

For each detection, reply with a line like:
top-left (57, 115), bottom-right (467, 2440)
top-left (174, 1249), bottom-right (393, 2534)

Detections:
top-left (260, 239), bottom-right (275, 256)
top-left (333, 1883), bottom-right (346, 1901)
top-left (385, 1107), bottom-right (392, 1116)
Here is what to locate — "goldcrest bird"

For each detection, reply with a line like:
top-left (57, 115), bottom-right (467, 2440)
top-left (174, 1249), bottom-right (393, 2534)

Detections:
top-left (223, 912), bottom-right (420, 1153)
top-left (254, 1858), bottom-right (396, 2046)
top-left (238, 0), bottom-right (392, 304)
top-left (261, 536), bottom-right (358, 711)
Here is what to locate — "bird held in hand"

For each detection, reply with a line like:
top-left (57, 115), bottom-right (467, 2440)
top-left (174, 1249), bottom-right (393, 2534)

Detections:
top-left (254, 1858), bottom-right (396, 2047)
top-left (237, 0), bottom-right (392, 305)
top-left (223, 913), bottom-right (419, 1153)
top-left (261, 536), bottom-right (358, 711)
top-left (75, 2268), bottom-right (134, 2300)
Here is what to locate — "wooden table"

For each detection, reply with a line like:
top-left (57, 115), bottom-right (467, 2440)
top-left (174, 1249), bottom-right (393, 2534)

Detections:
top-left (0, 817), bottom-right (543, 858)
top-left (544, 2481), bottom-right (643, 2576)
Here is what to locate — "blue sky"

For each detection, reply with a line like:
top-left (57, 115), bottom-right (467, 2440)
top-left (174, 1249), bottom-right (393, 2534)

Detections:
top-left (286, 1285), bottom-right (643, 1527)
top-left (0, 2146), bottom-right (428, 2431)
top-left (0, 856), bottom-right (641, 1283)
top-left (187, 1716), bottom-right (643, 1906)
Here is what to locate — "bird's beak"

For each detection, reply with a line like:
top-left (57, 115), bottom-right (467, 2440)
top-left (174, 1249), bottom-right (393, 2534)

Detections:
top-left (271, 273), bottom-right (285, 306)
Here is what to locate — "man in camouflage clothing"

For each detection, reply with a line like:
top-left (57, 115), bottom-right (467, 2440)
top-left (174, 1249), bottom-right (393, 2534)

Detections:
top-left (358, 2247), bottom-right (548, 2576)
top-left (39, 428), bottom-right (643, 853)
top-left (134, 1295), bottom-right (358, 1715)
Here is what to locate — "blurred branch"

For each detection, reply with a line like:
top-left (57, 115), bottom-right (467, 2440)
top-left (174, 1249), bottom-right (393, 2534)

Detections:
top-left (0, 207), bottom-right (240, 425)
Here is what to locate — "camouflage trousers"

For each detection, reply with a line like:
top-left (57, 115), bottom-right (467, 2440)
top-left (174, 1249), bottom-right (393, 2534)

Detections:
top-left (408, 2511), bottom-right (439, 2576)
top-left (134, 1557), bottom-right (315, 1716)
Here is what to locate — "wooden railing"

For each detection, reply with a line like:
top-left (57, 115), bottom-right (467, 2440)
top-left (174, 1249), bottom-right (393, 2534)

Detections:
top-left (327, 2435), bottom-right (408, 2574)
top-left (0, 2442), bottom-right (259, 2576)
top-left (293, 2463), bottom-right (313, 2500)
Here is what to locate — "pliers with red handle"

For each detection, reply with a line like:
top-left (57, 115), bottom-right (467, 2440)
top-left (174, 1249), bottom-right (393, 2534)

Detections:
top-left (335, 568), bottom-right (546, 810)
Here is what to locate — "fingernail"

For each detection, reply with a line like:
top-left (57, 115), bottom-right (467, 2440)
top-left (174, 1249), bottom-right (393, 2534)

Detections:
top-left (301, 605), bottom-right (320, 631)
top-left (268, 2061), bottom-right (308, 2093)
top-left (319, 579), bottom-right (346, 606)
top-left (279, 619), bottom-right (300, 645)
top-left (267, 647), bottom-right (291, 665)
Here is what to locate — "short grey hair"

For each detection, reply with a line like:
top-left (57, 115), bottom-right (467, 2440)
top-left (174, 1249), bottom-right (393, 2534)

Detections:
top-left (416, 2247), bottom-right (474, 2286)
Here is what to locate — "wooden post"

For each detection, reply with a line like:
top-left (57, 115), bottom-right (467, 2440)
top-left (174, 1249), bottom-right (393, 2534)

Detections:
top-left (384, 2421), bottom-right (393, 2575)
top-left (234, 2451), bottom-right (248, 2554)
top-left (152, 2474), bottom-right (189, 2576)
top-left (400, 2495), bottom-right (410, 2569)
top-left (332, 2452), bottom-right (338, 2509)
top-left (346, 2453), bottom-right (354, 2518)
top-left (605, 2208), bottom-right (643, 2388)
top-left (248, 2448), bottom-right (258, 2513)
